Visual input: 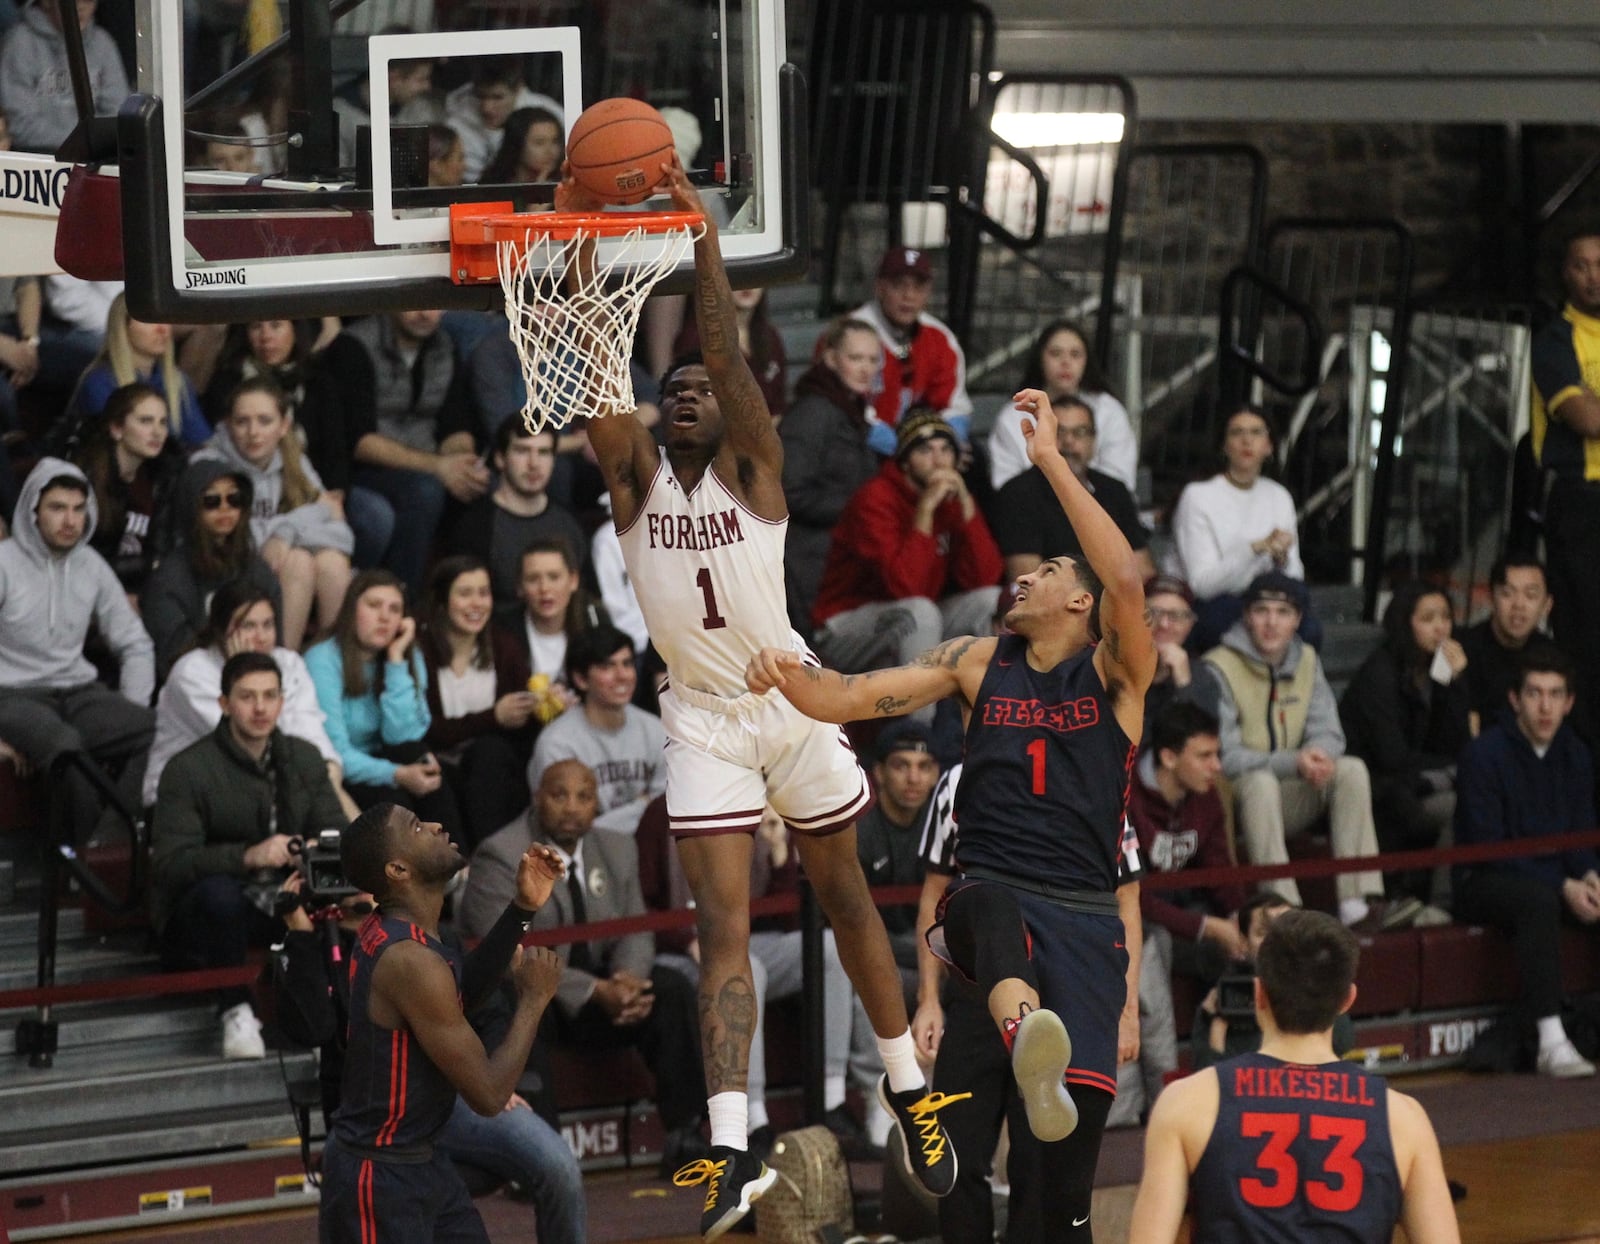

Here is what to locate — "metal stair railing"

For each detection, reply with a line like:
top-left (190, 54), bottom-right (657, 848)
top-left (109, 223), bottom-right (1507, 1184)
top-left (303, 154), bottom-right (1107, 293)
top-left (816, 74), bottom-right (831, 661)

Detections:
top-left (17, 750), bottom-right (149, 1069)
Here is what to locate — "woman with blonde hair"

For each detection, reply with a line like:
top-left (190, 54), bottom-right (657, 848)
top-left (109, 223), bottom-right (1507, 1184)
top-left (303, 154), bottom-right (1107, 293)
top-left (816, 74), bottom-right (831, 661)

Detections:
top-left (75, 293), bottom-right (210, 447)
top-left (195, 379), bottom-right (354, 649)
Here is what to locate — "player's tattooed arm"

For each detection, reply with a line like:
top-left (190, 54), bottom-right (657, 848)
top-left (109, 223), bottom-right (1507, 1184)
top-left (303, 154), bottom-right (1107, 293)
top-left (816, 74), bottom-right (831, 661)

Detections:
top-left (747, 637), bottom-right (995, 723)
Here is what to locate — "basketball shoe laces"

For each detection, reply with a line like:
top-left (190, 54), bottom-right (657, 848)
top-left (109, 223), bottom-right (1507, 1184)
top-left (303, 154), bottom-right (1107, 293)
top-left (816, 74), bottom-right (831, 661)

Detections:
top-left (1001, 1000), bottom-right (1035, 1050)
top-left (902, 1089), bottom-right (972, 1168)
top-left (672, 1155), bottom-right (728, 1213)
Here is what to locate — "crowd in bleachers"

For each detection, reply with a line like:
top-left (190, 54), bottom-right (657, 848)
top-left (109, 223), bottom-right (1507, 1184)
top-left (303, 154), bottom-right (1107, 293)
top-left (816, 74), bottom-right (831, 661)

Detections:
top-left (2, 7), bottom-right (1599, 1205)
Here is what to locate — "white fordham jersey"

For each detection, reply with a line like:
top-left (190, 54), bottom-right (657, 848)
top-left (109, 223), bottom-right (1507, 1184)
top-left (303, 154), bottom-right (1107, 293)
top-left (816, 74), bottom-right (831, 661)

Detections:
top-left (616, 450), bottom-right (797, 699)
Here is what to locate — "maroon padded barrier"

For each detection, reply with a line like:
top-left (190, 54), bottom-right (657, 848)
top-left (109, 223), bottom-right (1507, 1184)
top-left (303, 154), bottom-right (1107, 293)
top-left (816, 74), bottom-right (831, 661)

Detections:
top-left (1417, 924), bottom-right (1518, 1009)
top-left (1349, 929), bottom-right (1420, 1017)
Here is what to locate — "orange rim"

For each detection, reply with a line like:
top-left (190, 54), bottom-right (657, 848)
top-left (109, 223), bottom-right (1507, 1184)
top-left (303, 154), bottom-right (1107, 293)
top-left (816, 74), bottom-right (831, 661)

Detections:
top-left (450, 205), bottom-right (705, 245)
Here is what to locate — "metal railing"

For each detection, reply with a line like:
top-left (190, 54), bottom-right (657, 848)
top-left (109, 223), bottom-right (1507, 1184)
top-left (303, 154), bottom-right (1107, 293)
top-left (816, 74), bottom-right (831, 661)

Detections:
top-left (18, 751), bottom-right (148, 1069)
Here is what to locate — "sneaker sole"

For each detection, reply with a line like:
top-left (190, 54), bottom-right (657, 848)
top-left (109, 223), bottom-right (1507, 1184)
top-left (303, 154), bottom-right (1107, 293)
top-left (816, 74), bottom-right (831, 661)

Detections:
top-left (703, 1163), bottom-right (777, 1241)
top-left (1012, 1010), bottom-right (1078, 1142)
top-left (876, 1077), bottom-right (959, 1199)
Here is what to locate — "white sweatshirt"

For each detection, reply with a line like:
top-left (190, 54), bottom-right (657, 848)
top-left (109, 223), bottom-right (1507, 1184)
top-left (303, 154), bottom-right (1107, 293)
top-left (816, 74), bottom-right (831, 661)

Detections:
top-left (1166, 472), bottom-right (1304, 600)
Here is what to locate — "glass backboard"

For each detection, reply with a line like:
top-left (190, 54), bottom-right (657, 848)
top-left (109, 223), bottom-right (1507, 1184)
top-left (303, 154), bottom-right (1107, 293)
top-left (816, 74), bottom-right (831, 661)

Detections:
top-left (114, 0), bottom-right (802, 320)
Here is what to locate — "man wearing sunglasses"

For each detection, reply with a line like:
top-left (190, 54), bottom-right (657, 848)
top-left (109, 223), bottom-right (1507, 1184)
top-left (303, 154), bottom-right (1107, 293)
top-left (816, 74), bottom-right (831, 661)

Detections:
top-left (0, 457), bottom-right (156, 843)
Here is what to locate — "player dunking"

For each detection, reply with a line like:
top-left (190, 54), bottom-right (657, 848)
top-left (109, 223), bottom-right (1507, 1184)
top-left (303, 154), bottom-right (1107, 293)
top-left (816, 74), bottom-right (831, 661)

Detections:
top-left (565, 160), bottom-right (960, 1239)
top-left (1128, 909), bottom-right (1460, 1243)
top-left (748, 387), bottom-right (1156, 1239)
top-left (319, 805), bottom-right (565, 1244)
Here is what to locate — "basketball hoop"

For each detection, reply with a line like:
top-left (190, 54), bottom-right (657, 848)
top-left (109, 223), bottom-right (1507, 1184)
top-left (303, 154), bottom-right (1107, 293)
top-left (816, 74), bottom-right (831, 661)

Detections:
top-left (450, 203), bottom-right (706, 434)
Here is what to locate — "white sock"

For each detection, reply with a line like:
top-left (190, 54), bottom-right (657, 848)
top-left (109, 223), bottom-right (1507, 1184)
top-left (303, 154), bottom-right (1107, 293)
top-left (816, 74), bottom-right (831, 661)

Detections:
top-left (877, 1031), bottom-right (923, 1094)
top-left (1338, 898), bottom-right (1369, 927)
top-left (1537, 1015), bottom-right (1570, 1052)
top-left (746, 1098), bottom-right (769, 1133)
top-left (708, 1091), bottom-right (748, 1150)
top-left (864, 1092), bottom-right (893, 1146)
top-left (824, 1074), bottom-right (847, 1111)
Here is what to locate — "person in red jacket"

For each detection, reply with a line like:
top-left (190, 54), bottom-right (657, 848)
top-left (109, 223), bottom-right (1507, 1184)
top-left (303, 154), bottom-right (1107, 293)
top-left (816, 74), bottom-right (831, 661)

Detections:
top-left (1110, 700), bottom-right (1250, 1126)
top-left (810, 409), bottom-right (1002, 715)
top-left (850, 247), bottom-right (974, 454)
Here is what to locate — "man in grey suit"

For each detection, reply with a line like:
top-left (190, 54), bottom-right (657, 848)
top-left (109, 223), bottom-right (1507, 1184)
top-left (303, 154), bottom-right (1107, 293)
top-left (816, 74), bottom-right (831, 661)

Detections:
top-left (460, 758), bottom-right (709, 1174)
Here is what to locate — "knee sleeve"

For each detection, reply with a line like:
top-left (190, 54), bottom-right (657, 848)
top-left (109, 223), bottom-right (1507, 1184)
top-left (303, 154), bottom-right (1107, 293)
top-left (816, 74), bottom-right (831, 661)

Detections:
top-left (942, 883), bottom-right (1037, 992)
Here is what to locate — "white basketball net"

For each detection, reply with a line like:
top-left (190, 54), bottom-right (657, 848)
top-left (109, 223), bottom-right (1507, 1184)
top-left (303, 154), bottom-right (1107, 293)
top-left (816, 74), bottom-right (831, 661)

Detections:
top-left (496, 219), bottom-right (705, 434)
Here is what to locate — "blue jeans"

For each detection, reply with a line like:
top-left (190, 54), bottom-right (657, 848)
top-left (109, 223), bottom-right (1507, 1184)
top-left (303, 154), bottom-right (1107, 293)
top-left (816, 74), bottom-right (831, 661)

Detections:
top-left (349, 465), bottom-right (446, 595)
top-left (438, 1095), bottom-right (586, 1244)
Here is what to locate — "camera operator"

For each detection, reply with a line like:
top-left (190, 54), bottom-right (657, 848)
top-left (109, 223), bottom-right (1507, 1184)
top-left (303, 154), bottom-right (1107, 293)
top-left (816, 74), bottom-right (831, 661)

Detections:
top-left (273, 872), bottom-right (586, 1244)
top-left (1190, 894), bottom-right (1353, 1070)
top-left (150, 650), bottom-right (347, 1060)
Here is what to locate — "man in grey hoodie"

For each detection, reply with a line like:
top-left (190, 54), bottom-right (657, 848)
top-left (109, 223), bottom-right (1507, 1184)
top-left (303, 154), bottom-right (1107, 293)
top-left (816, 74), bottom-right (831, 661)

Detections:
top-left (1201, 571), bottom-right (1414, 933)
top-left (0, 458), bottom-right (155, 838)
top-left (0, 0), bottom-right (130, 153)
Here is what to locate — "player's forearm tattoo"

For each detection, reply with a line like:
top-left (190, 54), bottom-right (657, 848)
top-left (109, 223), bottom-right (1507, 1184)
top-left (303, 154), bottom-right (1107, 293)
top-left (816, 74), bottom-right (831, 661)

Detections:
top-left (915, 635), bottom-right (982, 671)
top-left (874, 695), bottom-right (912, 716)
top-left (700, 975), bottom-right (757, 1093)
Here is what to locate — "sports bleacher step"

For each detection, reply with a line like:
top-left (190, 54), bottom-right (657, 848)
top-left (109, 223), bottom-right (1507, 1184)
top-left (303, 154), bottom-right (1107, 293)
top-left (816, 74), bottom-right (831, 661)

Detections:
top-left (0, 1038), bottom-right (315, 1144)
top-left (0, 935), bottom-right (158, 993)
top-left (0, 995), bottom-right (217, 1056)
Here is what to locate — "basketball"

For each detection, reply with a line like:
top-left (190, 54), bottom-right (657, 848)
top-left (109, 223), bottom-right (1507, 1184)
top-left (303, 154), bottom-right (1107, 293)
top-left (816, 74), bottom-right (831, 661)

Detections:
top-left (566, 98), bottom-right (677, 205)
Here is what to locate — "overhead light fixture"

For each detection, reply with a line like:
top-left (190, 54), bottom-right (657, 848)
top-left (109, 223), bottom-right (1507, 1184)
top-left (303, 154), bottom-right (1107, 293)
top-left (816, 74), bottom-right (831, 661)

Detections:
top-left (990, 111), bottom-right (1125, 148)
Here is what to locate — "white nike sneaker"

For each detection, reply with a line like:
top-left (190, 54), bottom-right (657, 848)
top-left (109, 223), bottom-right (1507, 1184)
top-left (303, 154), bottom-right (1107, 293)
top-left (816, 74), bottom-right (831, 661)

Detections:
top-left (1536, 1040), bottom-right (1596, 1079)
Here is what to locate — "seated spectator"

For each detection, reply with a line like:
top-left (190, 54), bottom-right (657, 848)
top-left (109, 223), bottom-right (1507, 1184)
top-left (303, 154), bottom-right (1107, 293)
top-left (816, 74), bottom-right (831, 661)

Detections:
top-left (37, 276), bottom-right (120, 393)
top-left (528, 625), bottom-right (663, 836)
top-left (1461, 555), bottom-right (1567, 734)
top-left (143, 579), bottom-right (350, 813)
top-left (675, 286), bottom-right (786, 419)
top-left (1141, 573), bottom-right (1219, 743)
top-left (305, 570), bottom-right (461, 839)
top-left (1169, 406), bottom-right (1319, 653)
top-left (1454, 649), bottom-right (1600, 1079)
top-left (418, 556), bottom-right (538, 845)
top-left (479, 105), bottom-right (563, 185)
top-left (458, 759), bottom-right (710, 1173)
top-left (74, 293), bottom-right (210, 448)
top-left (446, 55), bottom-right (563, 184)
top-left (74, 382), bottom-right (185, 599)
top-left (0, 459), bottom-right (154, 838)
top-left (1187, 894), bottom-right (1354, 1071)
top-left (0, 264), bottom-right (40, 446)
top-left (811, 410), bottom-right (1002, 709)
top-left (140, 460), bottom-right (281, 681)
top-left (1340, 581), bottom-right (1470, 911)
top-left (447, 419), bottom-right (587, 616)
top-left (635, 797), bottom-right (865, 1157)
top-left (1203, 572), bottom-right (1410, 931)
top-left (590, 493), bottom-right (648, 655)
top-left (273, 878), bottom-right (585, 1244)
top-left (194, 119), bottom-right (258, 173)
top-left (195, 379), bottom-right (353, 648)
top-left (0, 0), bottom-right (129, 153)
top-left (150, 650), bottom-right (345, 1059)
top-left (857, 720), bottom-right (938, 995)
top-left (778, 316), bottom-right (885, 633)
top-left (990, 394), bottom-right (1153, 584)
top-left (1112, 701), bottom-right (1248, 1126)
top-left (850, 247), bottom-right (972, 454)
top-left (340, 310), bottom-right (488, 592)
top-left (501, 535), bottom-right (606, 704)
top-left (465, 326), bottom-right (657, 510)
top-left (427, 122), bottom-right (467, 187)
top-left (203, 319), bottom-right (356, 513)
top-left (986, 318), bottom-right (1137, 493)
top-left (332, 45), bottom-right (439, 169)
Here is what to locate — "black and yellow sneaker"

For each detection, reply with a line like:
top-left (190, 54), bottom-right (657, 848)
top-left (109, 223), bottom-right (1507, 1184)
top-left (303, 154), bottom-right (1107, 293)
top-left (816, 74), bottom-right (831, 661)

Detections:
top-left (672, 1145), bottom-right (778, 1240)
top-left (1011, 1007), bottom-right (1078, 1141)
top-left (876, 1076), bottom-right (967, 1198)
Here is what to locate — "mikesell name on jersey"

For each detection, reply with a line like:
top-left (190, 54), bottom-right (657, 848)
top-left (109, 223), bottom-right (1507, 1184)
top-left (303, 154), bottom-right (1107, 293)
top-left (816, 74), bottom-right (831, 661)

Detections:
top-left (645, 508), bottom-right (747, 551)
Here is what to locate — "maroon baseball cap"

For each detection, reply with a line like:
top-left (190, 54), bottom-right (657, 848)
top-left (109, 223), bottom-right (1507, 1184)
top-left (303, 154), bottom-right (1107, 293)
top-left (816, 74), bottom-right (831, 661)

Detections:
top-left (877, 247), bottom-right (934, 281)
